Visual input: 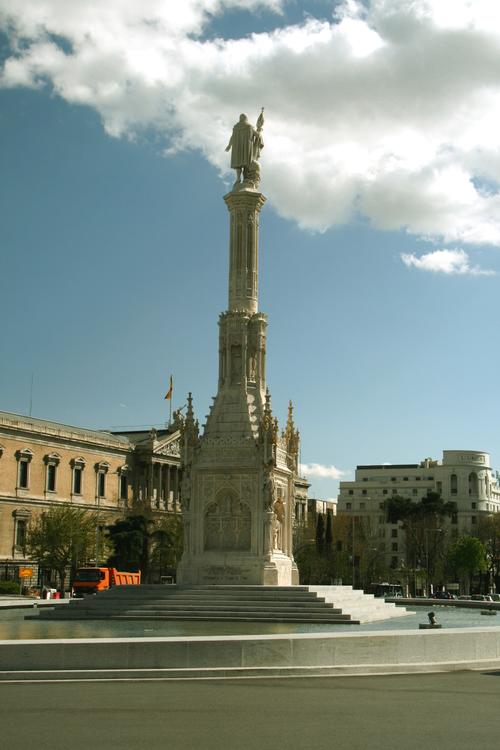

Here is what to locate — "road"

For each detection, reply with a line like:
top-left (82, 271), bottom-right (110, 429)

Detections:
top-left (1, 672), bottom-right (499, 750)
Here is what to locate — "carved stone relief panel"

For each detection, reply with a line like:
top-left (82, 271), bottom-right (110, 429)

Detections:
top-left (204, 493), bottom-right (251, 552)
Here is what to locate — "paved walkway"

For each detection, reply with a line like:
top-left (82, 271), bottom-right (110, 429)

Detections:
top-left (0, 596), bottom-right (69, 609)
top-left (1, 671), bottom-right (499, 750)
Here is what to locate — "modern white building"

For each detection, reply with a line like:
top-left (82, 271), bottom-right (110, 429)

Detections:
top-left (337, 450), bottom-right (500, 570)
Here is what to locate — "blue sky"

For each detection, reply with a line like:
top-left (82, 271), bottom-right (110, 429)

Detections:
top-left (1, 1), bottom-right (500, 499)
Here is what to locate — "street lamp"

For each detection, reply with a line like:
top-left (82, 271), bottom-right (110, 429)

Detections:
top-left (424, 527), bottom-right (443, 597)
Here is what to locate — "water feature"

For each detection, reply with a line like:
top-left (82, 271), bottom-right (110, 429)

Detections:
top-left (0, 604), bottom-right (498, 640)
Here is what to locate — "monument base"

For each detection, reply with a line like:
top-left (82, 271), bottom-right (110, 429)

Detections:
top-left (177, 552), bottom-right (299, 586)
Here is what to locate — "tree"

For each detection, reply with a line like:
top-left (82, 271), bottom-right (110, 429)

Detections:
top-left (477, 515), bottom-right (500, 592)
top-left (26, 504), bottom-right (97, 597)
top-left (324, 511), bottom-right (333, 552)
top-left (383, 491), bottom-right (456, 594)
top-left (106, 513), bottom-right (184, 582)
top-left (315, 514), bottom-right (325, 555)
top-left (106, 515), bottom-right (149, 573)
top-left (447, 535), bottom-right (487, 594)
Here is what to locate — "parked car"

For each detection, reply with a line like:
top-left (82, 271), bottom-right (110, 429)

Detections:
top-left (471, 594), bottom-right (493, 602)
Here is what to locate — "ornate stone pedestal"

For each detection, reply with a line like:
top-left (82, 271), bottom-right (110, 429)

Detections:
top-left (177, 178), bottom-right (301, 586)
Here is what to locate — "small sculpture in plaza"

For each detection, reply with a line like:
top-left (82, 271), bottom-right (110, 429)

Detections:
top-left (419, 610), bottom-right (442, 629)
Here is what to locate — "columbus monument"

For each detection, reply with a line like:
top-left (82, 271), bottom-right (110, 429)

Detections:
top-left (177, 111), bottom-right (300, 585)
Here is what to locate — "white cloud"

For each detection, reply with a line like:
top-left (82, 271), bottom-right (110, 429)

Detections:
top-left (2, 1), bottom-right (500, 243)
top-left (300, 463), bottom-right (347, 480)
top-left (401, 248), bottom-right (495, 276)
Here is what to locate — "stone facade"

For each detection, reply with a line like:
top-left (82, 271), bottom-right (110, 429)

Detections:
top-left (337, 450), bottom-right (500, 569)
top-left (177, 184), bottom-right (305, 585)
top-left (0, 411), bottom-right (182, 578)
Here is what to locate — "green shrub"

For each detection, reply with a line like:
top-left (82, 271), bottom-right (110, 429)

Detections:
top-left (0, 581), bottom-right (22, 595)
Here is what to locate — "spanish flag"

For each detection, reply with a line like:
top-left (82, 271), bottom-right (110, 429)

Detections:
top-left (164, 375), bottom-right (173, 400)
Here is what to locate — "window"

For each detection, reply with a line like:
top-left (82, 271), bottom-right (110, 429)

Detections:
top-left (13, 509), bottom-right (30, 553)
top-left (471, 515), bottom-right (477, 525)
top-left (391, 529), bottom-right (398, 538)
top-left (120, 474), bottom-right (128, 501)
top-left (412, 489), bottom-right (418, 496)
top-left (19, 461), bottom-right (29, 489)
top-left (47, 464), bottom-right (56, 492)
top-left (348, 490), bottom-right (353, 495)
top-left (362, 489), bottom-right (367, 496)
top-left (346, 502), bottom-right (352, 510)
top-left (471, 502), bottom-right (477, 510)
top-left (452, 514), bottom-right (458, 525)
top-left (95, 461), bottom-right (110, 500)
top-left (416, 477), bottom-right (421, 481)
top-left (71, 458), bottom-right (86, 495)
top-left (98, 472), bottom-right (106, 498)
top-left (360, 502), bottom-right (365, 510)
top-left (450, 474), bottom-right (458, 495)
top-left (392, 542), bottom-right (398, 552)
top-left (16, 449), bottom-right (33, 489)
top-left (15, 519), bottom-right (27, 549)
top-left (392, 489), bottom-right (397, 495)
top-left (391, 477), bottom-right (396, 482)
top-left (382, 489), bottom-right (388, 495)
top-left (44, 453), bottom-right (60, 493)
top-left (379, 503), bottom-right (384, 509)
top-left (391, 556), bottom-right (398, 569)
top-left (73, 467), bottom-right (82, 494)
top-left (469, 473), bottom-right (479, 496)
top-left (403, 477), bottom-right (408, 481)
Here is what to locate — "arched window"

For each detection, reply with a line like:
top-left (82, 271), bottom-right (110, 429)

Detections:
top-left (450, 474), bottom-right (458, 495)
top-left (469, 472), bottom-right (479, 497)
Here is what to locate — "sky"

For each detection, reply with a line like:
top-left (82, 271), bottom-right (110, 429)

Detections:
top-left (1, 0), bottom-right (500, 500)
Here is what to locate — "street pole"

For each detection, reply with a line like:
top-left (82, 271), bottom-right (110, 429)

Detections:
top-left (352, 515), bottom-right (355, 588)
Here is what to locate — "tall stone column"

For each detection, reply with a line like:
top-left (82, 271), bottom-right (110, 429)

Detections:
top-left (225, 190), bottom-right (265, 314)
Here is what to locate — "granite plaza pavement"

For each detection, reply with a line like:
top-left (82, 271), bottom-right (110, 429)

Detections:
top-left (1, 672), bottom-right (500, 750)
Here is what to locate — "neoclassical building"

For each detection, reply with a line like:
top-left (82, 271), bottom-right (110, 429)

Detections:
top-left (337, 450), bottom-right (500, 570)
top-left (0, 410), bottom-right (183, 580)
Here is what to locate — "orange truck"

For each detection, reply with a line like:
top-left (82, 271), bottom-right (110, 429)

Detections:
top-left (72, 567), bottom-right (141, 596)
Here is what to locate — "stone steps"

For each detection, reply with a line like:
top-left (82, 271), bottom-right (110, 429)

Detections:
top-left (32, 584), bottom-right (411, 625)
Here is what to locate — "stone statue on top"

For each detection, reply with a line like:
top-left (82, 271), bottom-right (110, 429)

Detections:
top-left (225, 109), bottom-right (264, 190)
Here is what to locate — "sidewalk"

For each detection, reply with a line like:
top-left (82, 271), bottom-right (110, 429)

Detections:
top-left (0, 596), bottom-right (71, 610)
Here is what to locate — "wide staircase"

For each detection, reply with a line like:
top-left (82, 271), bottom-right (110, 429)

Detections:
top-left (31, 585), bottom-right (410, 625)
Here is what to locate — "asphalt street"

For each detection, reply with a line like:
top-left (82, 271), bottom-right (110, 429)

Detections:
top-left (1, 672), bottom-right (499, 750)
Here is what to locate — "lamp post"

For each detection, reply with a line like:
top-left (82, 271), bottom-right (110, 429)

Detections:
top-left (424, 527), bottom-right (443, 597)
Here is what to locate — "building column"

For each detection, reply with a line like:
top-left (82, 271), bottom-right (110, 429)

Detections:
top-left (149, 463), bottom-right (154, 507)
top-left (166, 466), bottom-right (171, 510)
top-left (173, 467), bottom-right (179, 512)
top-left (158, 464), bottom-right (163, 509)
